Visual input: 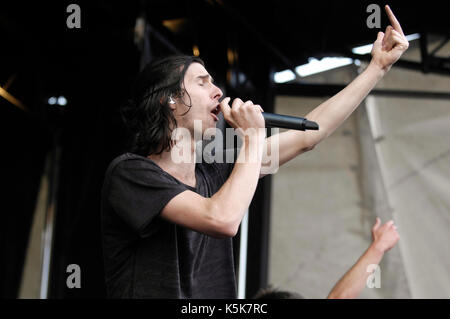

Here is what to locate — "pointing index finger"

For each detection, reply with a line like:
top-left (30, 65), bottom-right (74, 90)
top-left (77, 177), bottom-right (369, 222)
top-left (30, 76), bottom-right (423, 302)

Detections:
top-left (385, 5), bottom-right (404, 36)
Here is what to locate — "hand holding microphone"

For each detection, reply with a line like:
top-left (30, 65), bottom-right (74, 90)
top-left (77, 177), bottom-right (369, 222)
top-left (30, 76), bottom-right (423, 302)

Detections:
top-left (219, 97), bottom-right (266, 133)
top-left (219, 97), bottom-right (319, 132)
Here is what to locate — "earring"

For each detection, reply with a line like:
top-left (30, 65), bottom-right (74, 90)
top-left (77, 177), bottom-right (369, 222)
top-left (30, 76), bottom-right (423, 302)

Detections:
top-left (169, 96), bottom-right (176, 104)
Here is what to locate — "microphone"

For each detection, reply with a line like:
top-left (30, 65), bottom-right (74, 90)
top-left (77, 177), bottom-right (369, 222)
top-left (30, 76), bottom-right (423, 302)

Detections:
top-left (262, 113), bottom-right (319, 131)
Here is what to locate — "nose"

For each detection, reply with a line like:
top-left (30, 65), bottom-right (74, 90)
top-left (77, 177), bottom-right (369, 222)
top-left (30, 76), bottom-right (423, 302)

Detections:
top-left (212, 84), bottom-right (223, 101)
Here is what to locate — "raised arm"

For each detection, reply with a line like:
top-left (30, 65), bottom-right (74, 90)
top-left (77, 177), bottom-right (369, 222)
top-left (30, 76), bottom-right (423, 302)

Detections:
top-left (262, 5), bottom-right (409, 176)
top-left (327, 218), bottom-right (400, 299)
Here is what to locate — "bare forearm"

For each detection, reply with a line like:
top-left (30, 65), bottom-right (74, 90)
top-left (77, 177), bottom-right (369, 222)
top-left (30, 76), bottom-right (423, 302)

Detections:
top-left (210, 134), bottom-right (264, 234)
top-left (263, 6), bottom-right (409, 173)
top-left (305, 62), bottom-right (385, 144)
top-left (327, 244), bottom-right (384, 299)
top-left (265, 62), bottom-right (386, 168)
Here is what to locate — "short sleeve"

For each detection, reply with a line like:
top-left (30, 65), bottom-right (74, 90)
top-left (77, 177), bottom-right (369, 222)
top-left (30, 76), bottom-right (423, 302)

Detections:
top-left (106, 158), bottom-right (188, 237)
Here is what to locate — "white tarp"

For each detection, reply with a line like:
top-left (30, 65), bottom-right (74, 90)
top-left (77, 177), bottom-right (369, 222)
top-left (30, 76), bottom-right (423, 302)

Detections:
top-left (269, 61), bottom-right (450, 298)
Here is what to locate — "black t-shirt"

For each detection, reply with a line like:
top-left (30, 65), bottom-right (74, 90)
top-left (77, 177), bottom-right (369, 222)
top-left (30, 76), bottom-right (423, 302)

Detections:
top-left (101, 151), bottom-right (237, 298)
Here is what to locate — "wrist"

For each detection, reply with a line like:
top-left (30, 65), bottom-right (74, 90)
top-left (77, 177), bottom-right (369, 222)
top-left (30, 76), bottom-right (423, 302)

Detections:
top-left (238, 128), bottom-right (266, 144)
top-left (238, 130), bottom-right (265, 163)
top-left (367, 60), bottom-right (389, 79)
top-left (368, 242), bottom-right (386, 258)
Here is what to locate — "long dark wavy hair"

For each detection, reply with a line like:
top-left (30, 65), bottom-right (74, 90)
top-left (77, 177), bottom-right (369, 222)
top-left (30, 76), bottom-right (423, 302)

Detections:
top-left (121, 55), bottom-right (204, 156)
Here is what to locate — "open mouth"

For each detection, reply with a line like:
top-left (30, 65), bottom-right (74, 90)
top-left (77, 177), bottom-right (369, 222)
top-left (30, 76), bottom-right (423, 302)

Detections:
top-left (210, 105), bottom-right (220, 121)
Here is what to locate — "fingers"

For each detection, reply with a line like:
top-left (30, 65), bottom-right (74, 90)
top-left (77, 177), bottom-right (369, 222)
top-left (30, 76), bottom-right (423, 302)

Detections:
top-left (388, 221), bottom-right (398, 231)
top-left (385, 5), bottom-right (404, 36)
top-left (390, 29), bottom-right (409, 50)
top-left (382, 26), bottom-right (409, 52)
top-left (221, 97), bottom-right (263, 122)
top-left (231, 97), bottom-right (244, 109)
top-left (219, 97), bottom-right (232, 118)
top-left (240, 100), bottom-right (262, 110)
top-left (374, 219), bottom-right (397, 233)
top-left (382, 25), bottom-right (393, 48)
top-left (245, 102), bottom-right (264, 115)
top-left (241, 100), bottom-right (255, 110)
top-left (389, 222), bottom-right (400, 241)
top-left (230, 98), bottom-right (247, 117)
top-left (372, 31), bottom-right (385, 53)
top-left (384, 220), bottom-right (399, 237)
top-left (221, 97), bottom-right (258, 124)
top-left (230, 98), bottom-right (262, 115)
top-left (376, 31), bottom-right (385, 43)
top-left (383, 26), bottom-right (399, 51)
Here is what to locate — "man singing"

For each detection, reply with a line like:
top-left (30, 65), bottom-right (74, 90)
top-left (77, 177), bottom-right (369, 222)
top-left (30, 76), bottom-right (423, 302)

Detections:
top-left (101, 5), bottom-right (408, 298)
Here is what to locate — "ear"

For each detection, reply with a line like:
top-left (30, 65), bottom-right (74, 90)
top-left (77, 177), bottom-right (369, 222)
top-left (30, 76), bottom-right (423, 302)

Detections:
top-left (159, 96), bottom-right (177, 110)
top-left (168, 96), bottom-right (177, 110)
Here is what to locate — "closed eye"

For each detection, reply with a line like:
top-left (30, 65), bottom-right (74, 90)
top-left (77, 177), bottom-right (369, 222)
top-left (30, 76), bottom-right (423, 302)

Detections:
top-left (196, 74), bottom-right (214, 87)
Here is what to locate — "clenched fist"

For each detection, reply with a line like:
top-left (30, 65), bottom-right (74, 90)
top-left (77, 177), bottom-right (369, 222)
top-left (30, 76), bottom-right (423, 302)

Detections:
top-left (219, 97), bottom-right (266, 138)
top-left (371, 217), bottom-right (400, 253)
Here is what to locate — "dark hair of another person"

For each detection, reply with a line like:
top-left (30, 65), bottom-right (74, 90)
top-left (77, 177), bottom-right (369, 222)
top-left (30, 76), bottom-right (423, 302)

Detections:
top-left (121, 55), bottom-right (204, 156)
top-left (253, 286), bottom-right (304, 299)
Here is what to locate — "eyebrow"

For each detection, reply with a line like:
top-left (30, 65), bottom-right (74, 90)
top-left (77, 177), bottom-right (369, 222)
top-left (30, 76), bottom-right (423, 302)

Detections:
top-left (196, 74), bottom-right (214, 83)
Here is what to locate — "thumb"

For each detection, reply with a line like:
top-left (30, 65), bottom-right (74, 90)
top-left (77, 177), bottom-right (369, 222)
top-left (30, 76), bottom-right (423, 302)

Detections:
top-left (377, 31), bottom-right (385, 42)
top-left (373, 31), bottom-right (384, 50)
top-left (372, 217), bottom-right (381, 231)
